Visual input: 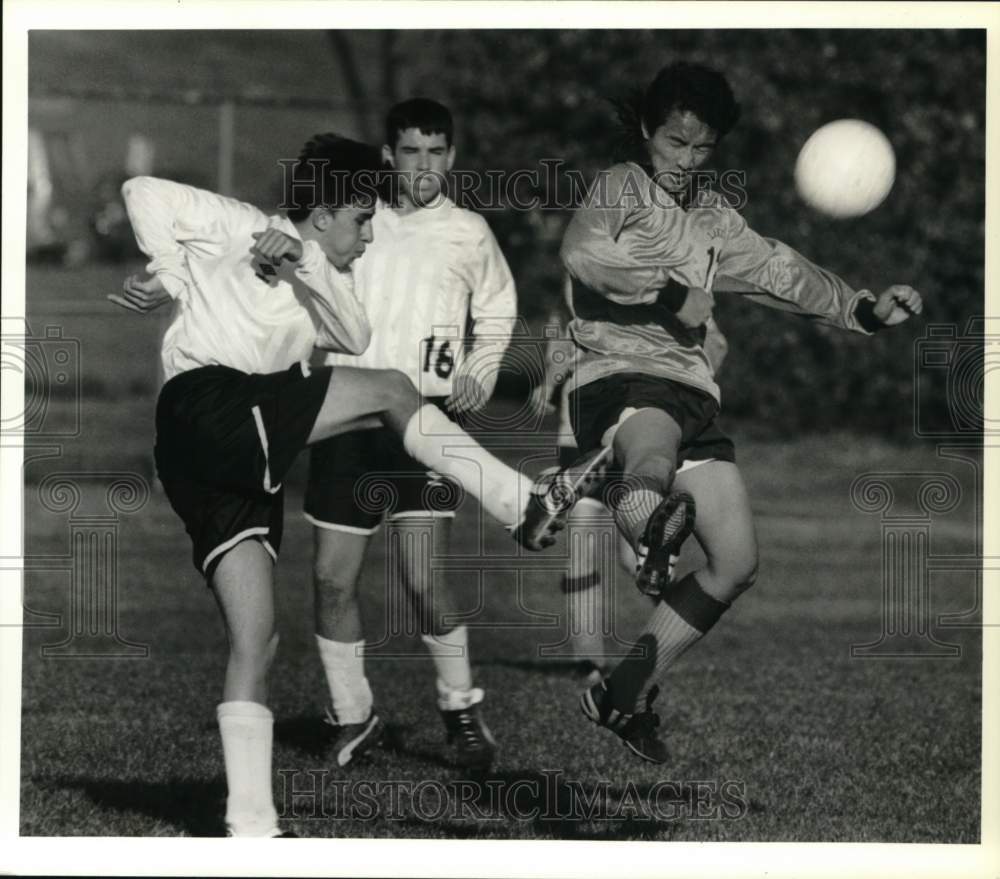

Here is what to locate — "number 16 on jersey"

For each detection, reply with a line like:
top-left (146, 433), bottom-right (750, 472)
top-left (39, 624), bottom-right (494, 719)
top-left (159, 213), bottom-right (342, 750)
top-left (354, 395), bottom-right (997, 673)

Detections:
top-left (422, 334), bottom-right (456, 380)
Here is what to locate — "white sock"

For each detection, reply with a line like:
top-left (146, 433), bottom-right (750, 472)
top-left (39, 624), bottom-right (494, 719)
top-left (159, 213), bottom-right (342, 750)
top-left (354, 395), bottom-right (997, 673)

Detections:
top-left (421, 625), bottom-right (473, 697)
top-left (435, 681), bottom-right (485, 712)
top-left (216, 701), bottom-right (280, 838)
top-left (315, 635), bottom-right (373, 724)
top-left (402, 404), bottom-right (531, 527)
top-left (563, 573), bottom-right (605, 662)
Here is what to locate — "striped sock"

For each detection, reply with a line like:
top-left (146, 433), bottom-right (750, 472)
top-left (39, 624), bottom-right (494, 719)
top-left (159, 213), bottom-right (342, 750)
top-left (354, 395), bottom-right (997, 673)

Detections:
top-left (611, 484), bottom-right (664, 552)
top-left (607, 573), bottom-right (730, 714)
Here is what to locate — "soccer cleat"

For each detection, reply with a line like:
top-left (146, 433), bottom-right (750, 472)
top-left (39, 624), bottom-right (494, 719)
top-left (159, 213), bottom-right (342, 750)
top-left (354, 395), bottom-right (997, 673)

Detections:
top-left (439, 688), bottom-right (497, 770)
top-left (634, 491), bottom-right (695, 598)
top-left (580, 680), bottom-right (668, 764)
top-left (511, 446), bottom-right (613, 551)
top-left (323, 707), bottom-right (384, 767)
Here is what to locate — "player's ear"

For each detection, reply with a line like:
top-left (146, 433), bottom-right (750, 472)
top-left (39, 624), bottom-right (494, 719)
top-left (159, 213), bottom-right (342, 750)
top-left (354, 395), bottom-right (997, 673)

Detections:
top-left (311, 207), bottom-right (333, 231)
top-left (382, 144), bottom-right (396, 168)
top-left (445, 144), bottom-right (456, 173)
top-left (640, 121), bottom-right (651, 140)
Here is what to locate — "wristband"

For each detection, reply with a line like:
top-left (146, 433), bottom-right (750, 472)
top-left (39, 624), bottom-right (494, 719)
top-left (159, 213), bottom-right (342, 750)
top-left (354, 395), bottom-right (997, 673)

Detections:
top-left (853, 297), bottom-right (884, 333)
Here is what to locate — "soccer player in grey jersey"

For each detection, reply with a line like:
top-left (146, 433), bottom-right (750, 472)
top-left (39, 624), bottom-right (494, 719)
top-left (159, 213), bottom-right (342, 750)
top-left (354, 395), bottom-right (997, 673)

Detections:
top-left (564, 62), bottom-right (923, 763)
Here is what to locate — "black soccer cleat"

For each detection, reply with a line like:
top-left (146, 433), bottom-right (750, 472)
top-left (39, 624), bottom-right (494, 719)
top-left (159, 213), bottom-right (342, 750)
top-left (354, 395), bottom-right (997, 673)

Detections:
top-left (580, 679), bottom-right (668, 764)
top-left (439, 692), bottom-right (497, 770)
top-left (511, 445), bottom-right (613, 551)
top-left (324, 707), bottom-right (384, 767)
top-left (634, 491), bottom-right (696, 598)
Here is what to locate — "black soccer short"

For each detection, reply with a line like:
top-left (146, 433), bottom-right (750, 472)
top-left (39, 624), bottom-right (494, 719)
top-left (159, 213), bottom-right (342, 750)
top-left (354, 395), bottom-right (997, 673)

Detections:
top-left (154, 361), bottom-right (332, 578)
top-left (305, 397), bottom-right (464, 534)
top-left (568, 372), bottom-right (735, 466)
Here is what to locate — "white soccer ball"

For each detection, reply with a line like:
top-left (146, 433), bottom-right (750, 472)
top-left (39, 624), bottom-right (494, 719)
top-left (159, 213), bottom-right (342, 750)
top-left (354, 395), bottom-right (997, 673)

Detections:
top-left (794, 119), bottom-right (896, 219)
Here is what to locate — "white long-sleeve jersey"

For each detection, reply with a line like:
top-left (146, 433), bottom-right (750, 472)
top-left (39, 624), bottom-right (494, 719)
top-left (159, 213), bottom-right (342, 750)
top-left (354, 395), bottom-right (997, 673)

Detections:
top-left (322, 198), bottom-right (517, 399)
top-left (121, 176), bottom-right (371, 381)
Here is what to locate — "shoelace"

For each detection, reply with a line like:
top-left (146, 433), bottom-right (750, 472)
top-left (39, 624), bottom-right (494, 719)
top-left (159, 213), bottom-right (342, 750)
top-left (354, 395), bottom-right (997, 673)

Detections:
top-left (450, 710), bottom-right (487, 748)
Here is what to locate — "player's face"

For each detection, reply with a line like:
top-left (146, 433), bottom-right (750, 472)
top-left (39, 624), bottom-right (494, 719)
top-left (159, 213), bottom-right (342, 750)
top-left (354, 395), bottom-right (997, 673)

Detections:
top-left (643, 109), bottom-right (718, 194)
top-left (317, 203), bottom-right (375, 268)
top-left (384, 128), bottom-right (455, 206)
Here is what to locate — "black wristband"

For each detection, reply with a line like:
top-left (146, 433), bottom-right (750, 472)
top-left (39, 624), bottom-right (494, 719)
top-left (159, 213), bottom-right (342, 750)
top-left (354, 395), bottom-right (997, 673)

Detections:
top-left (854, 297), bottom-right (884, 333)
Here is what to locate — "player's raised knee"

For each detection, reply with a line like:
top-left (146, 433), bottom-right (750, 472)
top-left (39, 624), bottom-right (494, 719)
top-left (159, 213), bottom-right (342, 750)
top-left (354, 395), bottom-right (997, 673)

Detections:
top-left (627, 453), bottom-right (676, 495)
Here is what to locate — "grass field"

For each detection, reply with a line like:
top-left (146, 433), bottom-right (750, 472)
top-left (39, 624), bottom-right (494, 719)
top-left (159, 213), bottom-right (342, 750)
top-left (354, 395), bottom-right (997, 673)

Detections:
top-left (16, 265), bottom-right (983, 841)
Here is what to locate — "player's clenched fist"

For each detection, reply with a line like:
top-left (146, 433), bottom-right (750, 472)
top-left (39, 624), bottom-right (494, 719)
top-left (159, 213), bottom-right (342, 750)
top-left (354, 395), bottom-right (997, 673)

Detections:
top-left (674, 286), bottom-right (715, 328)
top-left (873, 284), bottom-right (923, 326)
top-left (250, 229), bottom-right (303, 265)
top-left (107, 272), bottom-right (171, 313)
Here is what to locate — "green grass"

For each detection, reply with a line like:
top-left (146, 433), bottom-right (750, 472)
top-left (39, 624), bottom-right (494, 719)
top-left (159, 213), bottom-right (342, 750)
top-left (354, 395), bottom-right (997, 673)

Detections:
top-left (17, 265), bottom-right (983, 840)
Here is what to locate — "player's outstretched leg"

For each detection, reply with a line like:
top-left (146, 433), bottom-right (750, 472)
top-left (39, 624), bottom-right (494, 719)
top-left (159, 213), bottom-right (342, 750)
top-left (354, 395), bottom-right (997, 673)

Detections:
top-left (307, 366), bottom-right (595, 549)
top-left (583, 461), bottom-right (757, 763)
top-left (510, 445), bottom-right (614, 550)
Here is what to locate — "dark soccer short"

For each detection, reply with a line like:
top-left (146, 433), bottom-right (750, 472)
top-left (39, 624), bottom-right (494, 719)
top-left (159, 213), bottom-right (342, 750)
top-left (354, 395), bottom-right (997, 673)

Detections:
top-left (568, 372), bottom-right (735, 467)
top-left (305, 398), bottom-right (464, 534)
top-left (154, 362), bottom-right (332, 578)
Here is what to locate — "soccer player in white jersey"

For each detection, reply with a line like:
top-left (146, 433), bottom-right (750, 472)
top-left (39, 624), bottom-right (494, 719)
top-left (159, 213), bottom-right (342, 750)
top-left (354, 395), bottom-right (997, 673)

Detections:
top-left (114, 134), bottom-right (601, 836)
top-left (561, 62), bottom-right (923, 763)
top-left (304, 100), bottom-right (516, 769)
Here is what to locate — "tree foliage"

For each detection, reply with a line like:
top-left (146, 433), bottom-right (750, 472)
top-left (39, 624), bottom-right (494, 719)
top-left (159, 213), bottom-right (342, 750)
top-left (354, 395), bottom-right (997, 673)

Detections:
top-left (423, 29), bottom-right (985, 438)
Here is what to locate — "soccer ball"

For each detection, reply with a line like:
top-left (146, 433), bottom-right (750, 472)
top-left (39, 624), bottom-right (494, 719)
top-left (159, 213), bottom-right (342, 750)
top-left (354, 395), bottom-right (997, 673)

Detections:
top-left (794, 119), bottom-right (896, 219)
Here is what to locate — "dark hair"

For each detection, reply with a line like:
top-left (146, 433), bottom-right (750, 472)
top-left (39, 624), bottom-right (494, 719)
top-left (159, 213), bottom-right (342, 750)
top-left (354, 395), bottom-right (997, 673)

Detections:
top-left (614, 62), bottom-right (741, 161)
top-left (385, 98), bottom-right (454, 149)
top-left (284, 133), bottom-right (386, 222)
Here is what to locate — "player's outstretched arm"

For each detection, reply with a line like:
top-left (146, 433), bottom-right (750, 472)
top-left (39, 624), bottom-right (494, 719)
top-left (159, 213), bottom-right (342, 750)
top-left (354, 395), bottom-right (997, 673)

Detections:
top-left (715, 209), bottom-right (921, 335)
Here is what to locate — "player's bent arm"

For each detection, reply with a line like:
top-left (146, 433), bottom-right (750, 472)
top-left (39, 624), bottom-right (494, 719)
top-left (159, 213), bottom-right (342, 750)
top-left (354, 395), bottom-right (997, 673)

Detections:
top-left (717, 209), bottom-right (882, 334)
top-left (122, 176), bottom-right (262, 300)
top-left (560, 164), bottom-right (700, 304)
top-left (466, 228), bottom-right (518, 400)
top-left (294, 240), bottom-right (372, 355)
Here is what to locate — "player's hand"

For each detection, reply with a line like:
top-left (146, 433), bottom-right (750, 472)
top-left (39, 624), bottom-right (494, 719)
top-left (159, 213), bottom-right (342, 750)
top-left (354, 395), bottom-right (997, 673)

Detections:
top-left (106, 273), bottom-right (171, 314)
top-left (446, 374), bottom-right (490, 414)
top-left (675, 286), bottom-right (714, 328)
top-left (874, 285), bottom-right (923, 326)
top-left (250, 229), bottom-right (303, 265)
top-left (529, 384), bottom-right (557, 417)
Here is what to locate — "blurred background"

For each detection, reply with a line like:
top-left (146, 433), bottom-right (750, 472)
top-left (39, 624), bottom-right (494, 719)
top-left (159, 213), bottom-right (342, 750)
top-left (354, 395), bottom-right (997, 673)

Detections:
top-left (26, 29), bottom-right (986, 441)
